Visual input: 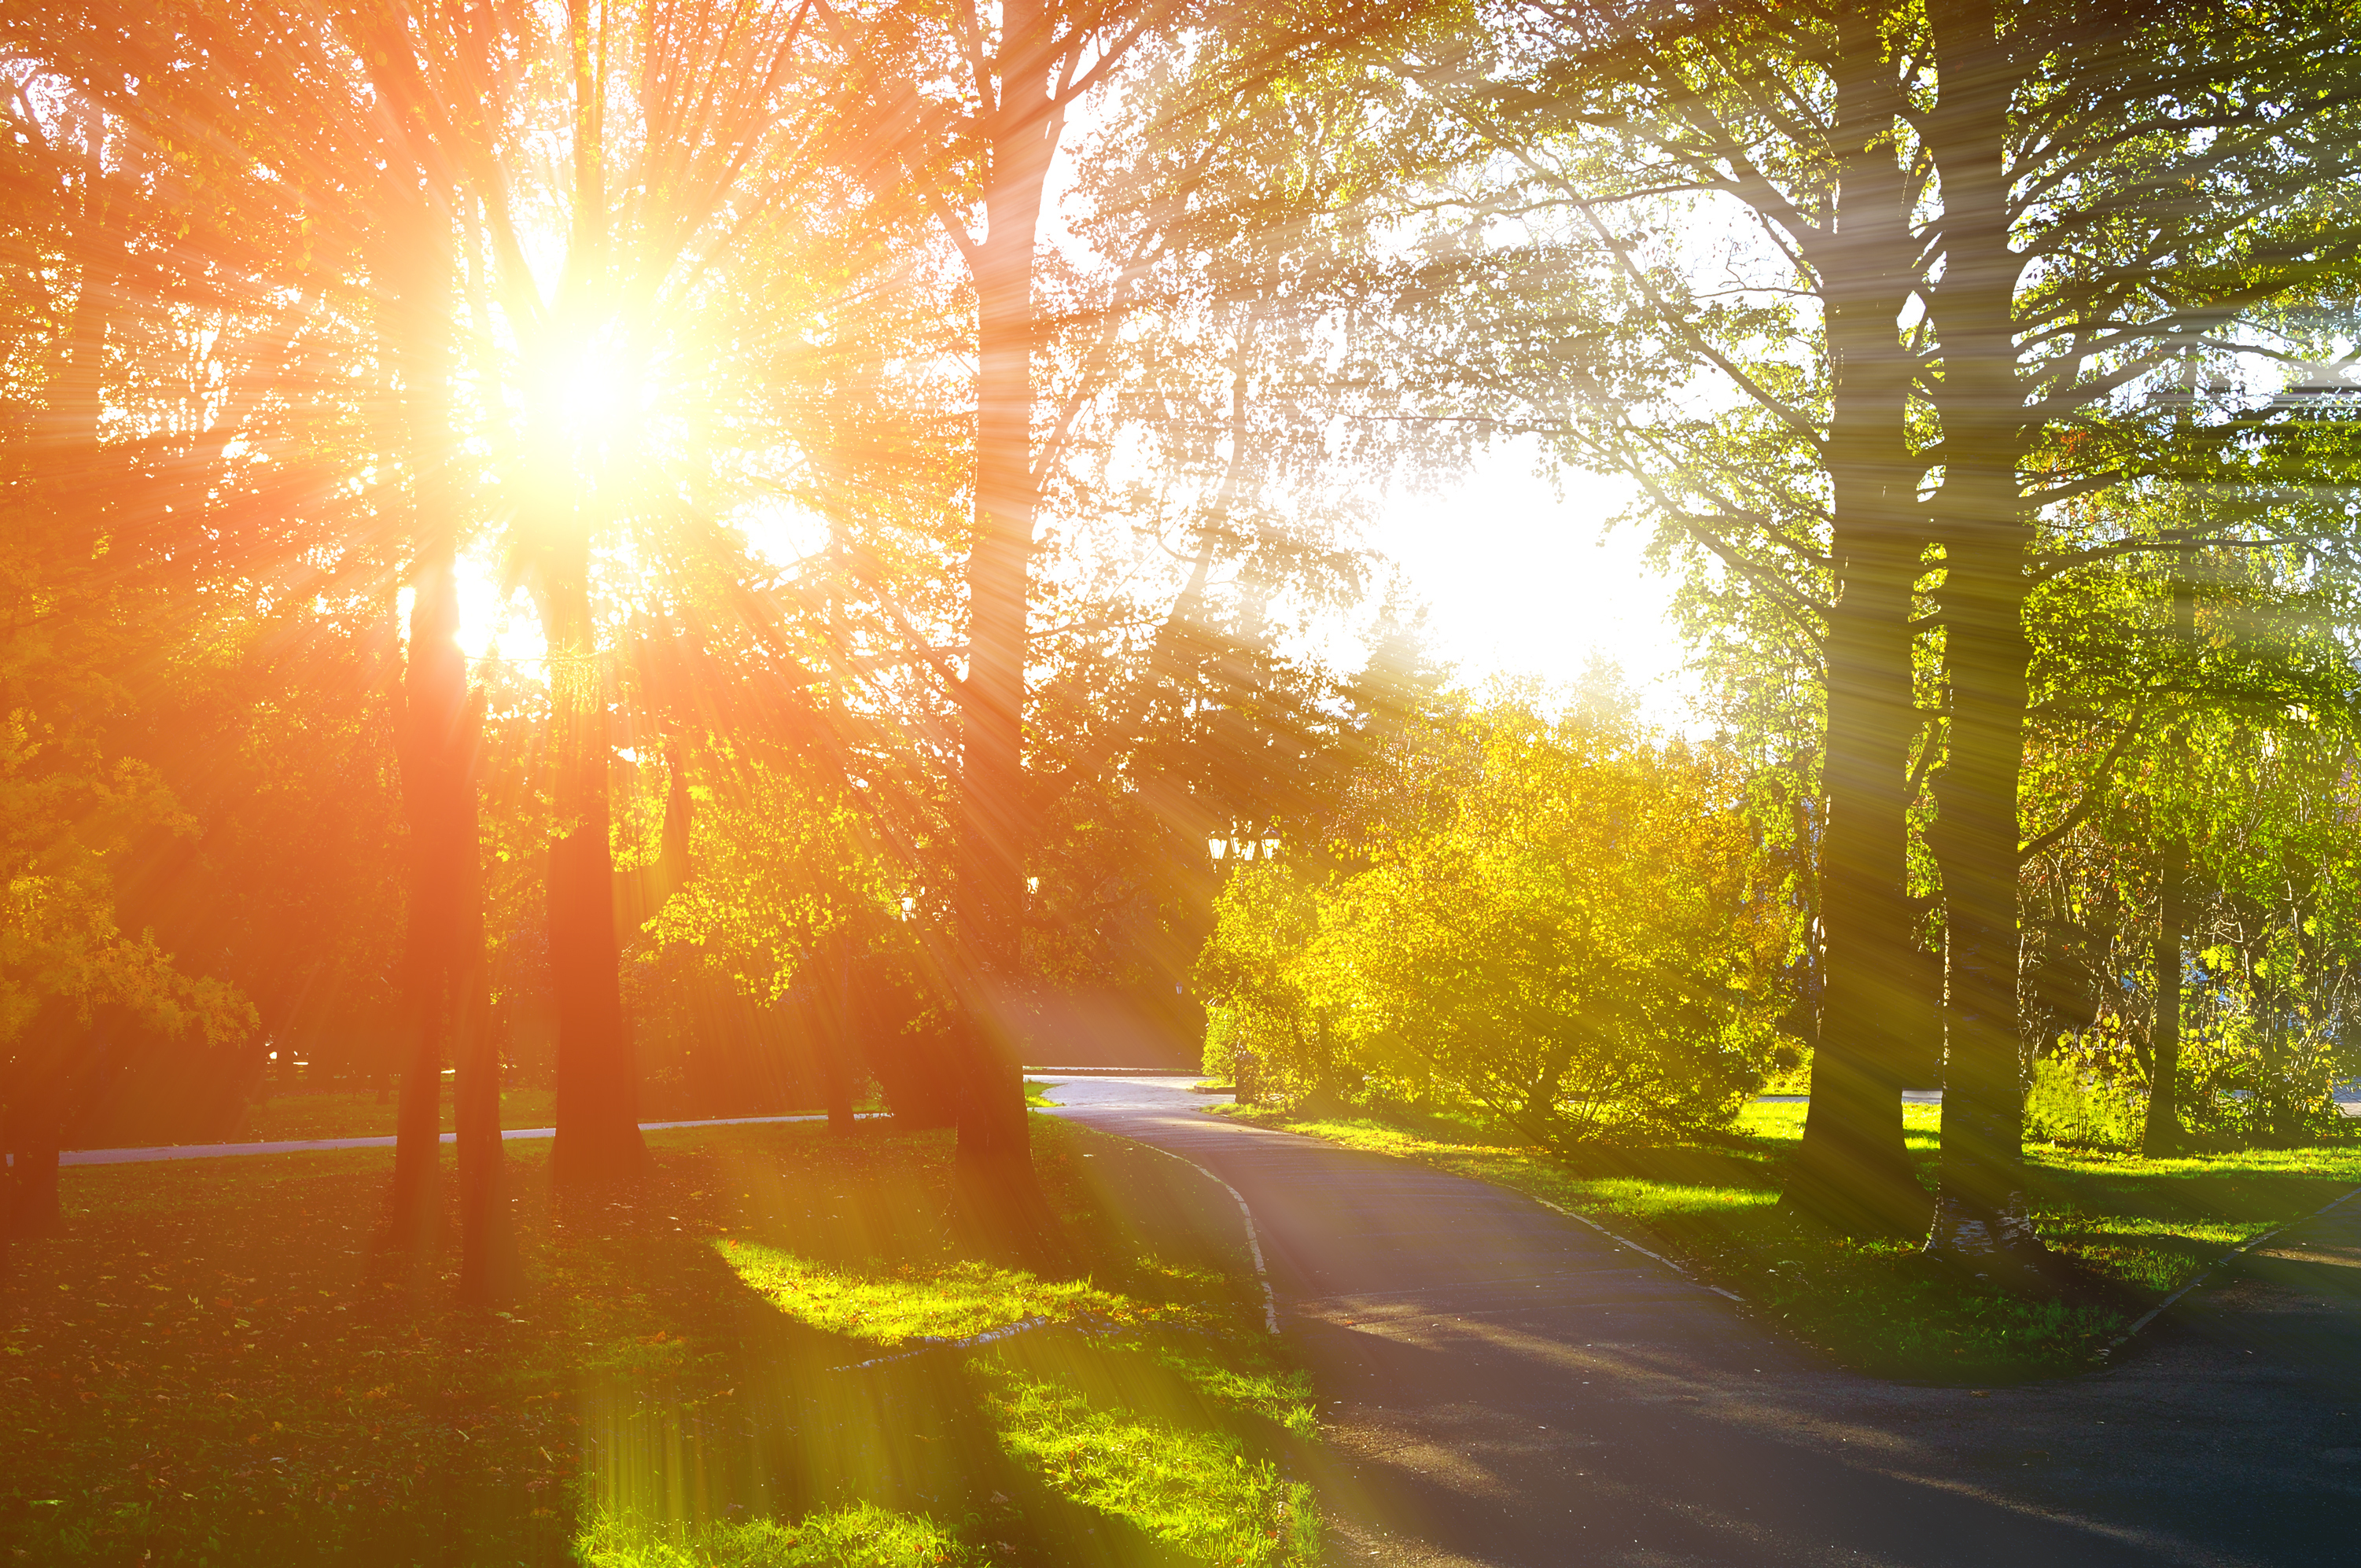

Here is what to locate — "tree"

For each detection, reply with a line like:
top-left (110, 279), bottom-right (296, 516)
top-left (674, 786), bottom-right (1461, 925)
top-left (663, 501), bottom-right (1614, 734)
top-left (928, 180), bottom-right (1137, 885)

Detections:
top-left (1915, 0), bottom-right (2361, 1268)
top-left (1196, 690), bottom-right (1791, 1144)
top-left (1232, 0), bottom-right (2361, 1261)
top-left (808, 0), bottom-right (1409, 1239)
top-left (1280, 0), bottom-right (1946, 1231)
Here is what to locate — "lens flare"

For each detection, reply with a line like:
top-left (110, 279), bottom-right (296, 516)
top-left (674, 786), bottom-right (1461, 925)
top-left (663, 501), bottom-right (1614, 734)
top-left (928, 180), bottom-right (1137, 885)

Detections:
top-left (524, 326), bottom-right (654, 484)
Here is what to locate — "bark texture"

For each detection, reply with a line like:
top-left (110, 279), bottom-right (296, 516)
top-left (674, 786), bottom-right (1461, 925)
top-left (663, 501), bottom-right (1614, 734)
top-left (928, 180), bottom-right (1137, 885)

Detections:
top-left (2143, 837), bottom-right (2187, 1155)
top-left (389, 207), bottom-right (518, 1297)
top-left (952, 0), bottom-right (1061, 1248)
top-left (546, 530), bottom-right (646, 1186)
top-left (1923, 0), bottom-right (2045, 1272)
top-left (1782, 0), bottom-right (1929, 1237)
top-left (2143, 571), bottom-right (2194, 1156)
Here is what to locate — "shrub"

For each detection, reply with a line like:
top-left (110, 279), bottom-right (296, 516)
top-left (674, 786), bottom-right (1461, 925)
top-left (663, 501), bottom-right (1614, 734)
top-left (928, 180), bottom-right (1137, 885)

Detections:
top-left (1195, 696), bottom-right (1794, 1144)
top-left (2022, 1055), bottom-right (2148, 1148)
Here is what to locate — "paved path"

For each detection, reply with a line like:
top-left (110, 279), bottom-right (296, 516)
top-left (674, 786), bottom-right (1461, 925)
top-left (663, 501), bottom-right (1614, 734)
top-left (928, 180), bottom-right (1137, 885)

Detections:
top-left (1044, 1076), bottom-right (2361, 1568)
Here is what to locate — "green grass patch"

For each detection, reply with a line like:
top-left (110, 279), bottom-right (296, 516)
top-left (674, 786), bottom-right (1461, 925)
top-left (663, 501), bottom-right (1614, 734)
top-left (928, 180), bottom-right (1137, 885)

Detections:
top-left (719, 1246), bottom-right (1184, 1345)
top-left (1218, 1098), bottom-right (2361, 1382)
top-left (2, 1114), bottom-right (1316, 1566)
top-left (577, 1502), bottom-right (978, 1566)
top-left (77, 1087), bottom-right (564, 1146)
top-left (976, 1361), bottom-right (1314, 1566)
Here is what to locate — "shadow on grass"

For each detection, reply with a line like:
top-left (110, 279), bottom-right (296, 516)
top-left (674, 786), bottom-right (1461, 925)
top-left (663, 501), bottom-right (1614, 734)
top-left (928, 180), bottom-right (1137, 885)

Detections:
top-left (0, 1117), bottom-right (1316, 1568)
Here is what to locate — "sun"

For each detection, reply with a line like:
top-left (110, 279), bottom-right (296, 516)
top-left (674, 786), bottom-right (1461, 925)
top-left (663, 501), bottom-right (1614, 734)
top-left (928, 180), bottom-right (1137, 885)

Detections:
top-left (522, 324), bottom-right (656, 481)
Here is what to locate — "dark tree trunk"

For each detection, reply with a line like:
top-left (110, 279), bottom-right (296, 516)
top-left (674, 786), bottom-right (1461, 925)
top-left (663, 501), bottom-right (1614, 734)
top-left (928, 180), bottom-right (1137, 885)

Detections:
top-left (8, 1147), bottom-right (61, 1239)
top-left (2144, 568), bottom-right (2193, 1155)
top-left (823, 939), bottom-right (858, 1133)
top-left (547, 530), bottom-right (646, 1186)
top-left (386, 220), bottom-right (451, 1260)
top-left (2144, 840), bottom-right (2187, 1154)
top-left (1926, 517), bottom-right (2037, 1264)
top-left (1781, 0), bottom-right (1929, 1237)
top-left (389, 204), bottom-right (515, 1294)
top-left (451, 680), bottom-right (516, 1304)
top-left (952, 0), bottom-right (1060, 1250)
top-left (389, 542), bottom-right (452, 1257)
top-left (1924, 0), bottom-right (2044, 1272)
top-left (2, 1006), bottom-right (75, 1239)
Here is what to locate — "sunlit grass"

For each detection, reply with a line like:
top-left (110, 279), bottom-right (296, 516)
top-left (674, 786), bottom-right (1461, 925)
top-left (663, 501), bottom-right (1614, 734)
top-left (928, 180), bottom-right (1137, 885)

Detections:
top-left (976, 1363), bottom-right (1314, 1566)
top-left (718, 1245), bottom-right (1142, 1345)
top-left (1146, 1348), bottom-right (1320, 1440)
top-left (1220, 1097), bottom-right (2361, 1381)
top-left (576, 1502), bottom-right (977, 1566)
top-left (3, 1116), bottom-right (1316, 1565)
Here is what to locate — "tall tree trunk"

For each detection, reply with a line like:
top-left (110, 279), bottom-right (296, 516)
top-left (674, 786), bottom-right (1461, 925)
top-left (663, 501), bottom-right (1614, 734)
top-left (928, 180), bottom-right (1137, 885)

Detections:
top-left (2143, 557), bottom-right (2194, 1155)
top-left (547, 531), bottom-right (646, 1186)
top-left (388, 202), bottom-right (515, 1294)
top-left (953, 0), bottom-right (1059, 1246)
top-left (539, 0), bottom-right (641, 1187)
top-left (453, 713), bottom-right (517, 1304)
top-left (2, 1025), bottom-right (67, 1238)
top-left (823, 529), bottom-right (860, 1136)
top-left (2145, 837), bottom-right (2188, 1158)
top-left (390, 545), bottom-right (456, 1257)
top-left (823, 935), bottom-right (858, 1133)
top-left (1924, 0), bottom-right (2043, 1272)
top-left (1782, 0), bottom-right (1929, 1237)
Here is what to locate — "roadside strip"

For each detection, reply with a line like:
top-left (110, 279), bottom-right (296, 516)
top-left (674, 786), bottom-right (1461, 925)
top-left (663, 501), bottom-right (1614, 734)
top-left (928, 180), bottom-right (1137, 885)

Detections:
top-left (2092, 1182), bottom-right (2361, 1361)
top-left (59, 1112), bottom-right (890, 1167)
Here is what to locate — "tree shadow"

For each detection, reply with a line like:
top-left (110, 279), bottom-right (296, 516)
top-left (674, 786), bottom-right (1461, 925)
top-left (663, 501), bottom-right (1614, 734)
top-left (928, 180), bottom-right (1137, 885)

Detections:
top-left (529, 1120), bottom-right (1308, 1566)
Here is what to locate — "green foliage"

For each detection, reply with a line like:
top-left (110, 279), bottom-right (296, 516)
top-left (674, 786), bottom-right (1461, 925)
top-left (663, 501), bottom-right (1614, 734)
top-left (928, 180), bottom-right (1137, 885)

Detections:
top-left (2023, 1058), bottom-right (2149, 1150)
top-left (2025, 712), bottom-right (2361, 1148)
top-left (1197, 692), bottom-right (1792, 1146)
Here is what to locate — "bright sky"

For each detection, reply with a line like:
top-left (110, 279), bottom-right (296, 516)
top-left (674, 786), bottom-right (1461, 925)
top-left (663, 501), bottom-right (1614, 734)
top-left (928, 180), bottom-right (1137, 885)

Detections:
top-left (1362, 444), bottom-right (1696, 723)
top-left (444, 452), bottom-right (1701, 725)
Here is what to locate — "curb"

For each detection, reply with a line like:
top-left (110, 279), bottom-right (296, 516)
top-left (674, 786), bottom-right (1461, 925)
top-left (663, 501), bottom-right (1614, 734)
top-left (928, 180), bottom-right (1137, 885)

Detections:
top-left (1523, 1194), bottom-right (1746, 1302)
top-left (1136, 1143), bottom-right (1282, 1334)
top-left (1201, 1108), bottom-right (1741, 1308)
top-left (2091, 1183), bottom-right (2361, 1363)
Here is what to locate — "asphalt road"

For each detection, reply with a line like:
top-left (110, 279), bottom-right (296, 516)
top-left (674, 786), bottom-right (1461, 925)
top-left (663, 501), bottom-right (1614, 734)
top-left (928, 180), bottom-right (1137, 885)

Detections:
top-left (1044, 1075), bottom-right (2361, 1568)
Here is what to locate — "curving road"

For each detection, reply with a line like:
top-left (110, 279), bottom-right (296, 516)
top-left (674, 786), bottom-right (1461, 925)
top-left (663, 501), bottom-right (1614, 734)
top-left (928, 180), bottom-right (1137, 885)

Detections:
top-left (1044, 1075), bottom-right (2361, 1568)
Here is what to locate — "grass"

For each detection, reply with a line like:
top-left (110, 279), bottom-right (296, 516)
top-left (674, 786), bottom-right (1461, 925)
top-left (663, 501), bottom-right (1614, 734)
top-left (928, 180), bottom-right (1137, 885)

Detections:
top-left (1217, 1098), bottom-right (2361, 1382)
top-left (224, 1087), bottom-right (562, 1144)
top-left (577, 1503), bottom-right (978, 1566)
top-left (136, 1084), bottom-right (922, 1149)
top-left (1, 1115), bottom-right (1317, 1566)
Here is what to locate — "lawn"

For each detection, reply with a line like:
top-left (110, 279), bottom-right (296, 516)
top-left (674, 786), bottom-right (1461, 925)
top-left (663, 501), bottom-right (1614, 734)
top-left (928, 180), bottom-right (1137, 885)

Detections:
top-left (0, 1117), bottom-right (1315, 1566)
top-left (226, 1087), bottom-right (562, 1144)
top-left (1216, 1099), bottom-right (2361, 1382)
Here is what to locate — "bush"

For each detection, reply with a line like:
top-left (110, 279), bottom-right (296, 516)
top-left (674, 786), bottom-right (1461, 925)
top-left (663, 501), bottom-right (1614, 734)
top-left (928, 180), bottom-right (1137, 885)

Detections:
top-left (1195, 695), bottom-right (1795, 1145)
top-left (2023, 1055), bottom-right (2148, 1148)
